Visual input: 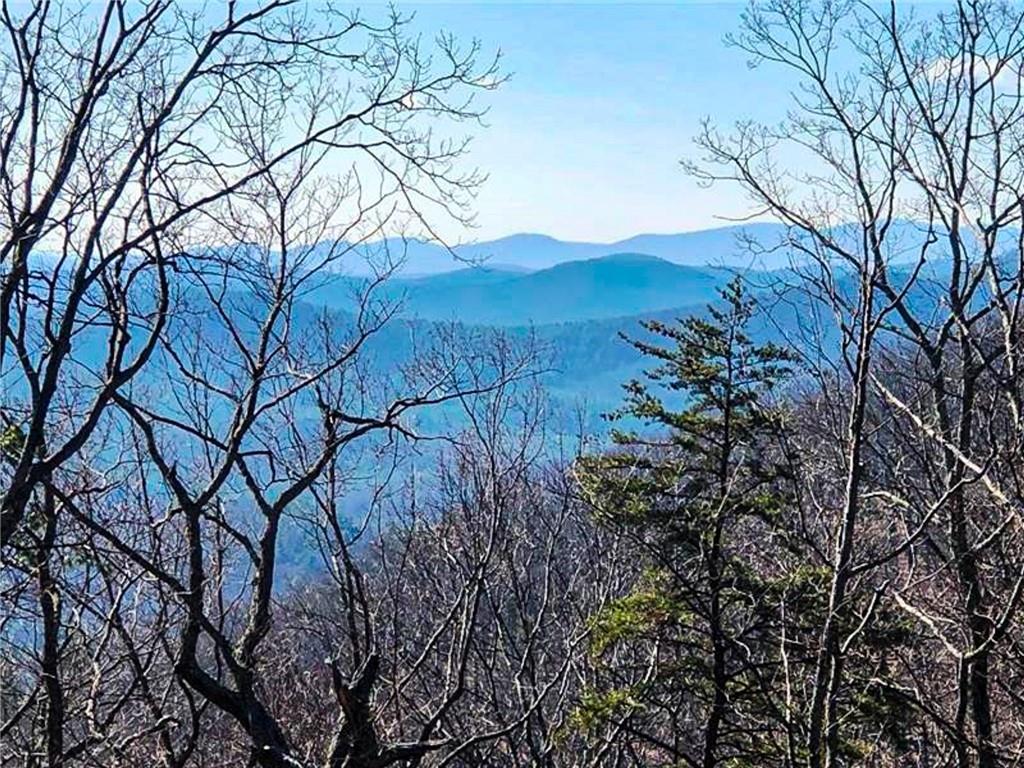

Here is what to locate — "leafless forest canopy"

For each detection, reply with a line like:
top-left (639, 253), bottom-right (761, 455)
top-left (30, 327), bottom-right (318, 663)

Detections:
top-left (1, 1), bottom-right (1023, 767)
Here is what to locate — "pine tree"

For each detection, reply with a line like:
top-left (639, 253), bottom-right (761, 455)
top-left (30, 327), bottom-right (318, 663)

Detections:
top-left (576, 276), bottom-right (797, 767)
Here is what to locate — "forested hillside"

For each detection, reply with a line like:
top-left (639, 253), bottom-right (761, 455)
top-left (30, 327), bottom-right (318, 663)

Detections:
top-left (2, 2), bottom-right (1023, 768)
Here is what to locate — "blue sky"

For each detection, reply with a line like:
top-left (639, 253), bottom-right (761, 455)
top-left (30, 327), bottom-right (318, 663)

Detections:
top-left (398, 2), bottom-right (799, 242)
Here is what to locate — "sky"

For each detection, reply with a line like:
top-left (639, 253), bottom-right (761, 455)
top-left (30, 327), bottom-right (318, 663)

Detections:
top-left (394, 2), bottom-right (799, 243)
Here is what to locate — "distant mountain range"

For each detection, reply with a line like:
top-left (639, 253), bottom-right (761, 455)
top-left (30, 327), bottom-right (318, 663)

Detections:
top-left (301, 217), bottom-right (1022, 329)
top-left (330, 219), bottom-right (1005, 277)
top-left (307, 253), bottom-right (741, 326)
top-left (36, 220), bottom-right (1009, 423)
top-left (339, 223), bottom-right (792, 276)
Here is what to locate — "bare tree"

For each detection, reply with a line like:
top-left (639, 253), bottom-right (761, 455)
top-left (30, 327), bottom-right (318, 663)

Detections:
top-left (691, 1), bottom-right (1024, 765)
top-left (1, 0), bottom-right (499, 543)
top-left (272, 382), bottom-right (624, 768)
top-left (1, 2), bottom-right (510, 766)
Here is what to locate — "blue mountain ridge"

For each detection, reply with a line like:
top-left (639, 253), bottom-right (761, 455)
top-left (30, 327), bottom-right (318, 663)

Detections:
top-left (331, 223), bottom-right (788, 276)
top-left (306, 253), bottom-right (740, 326)
top-left (322, 219), bottom-right (1003, 277)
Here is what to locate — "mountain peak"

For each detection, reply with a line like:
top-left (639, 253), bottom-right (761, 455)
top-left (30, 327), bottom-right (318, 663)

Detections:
top-left (591, 252), bottom-right (671, 265)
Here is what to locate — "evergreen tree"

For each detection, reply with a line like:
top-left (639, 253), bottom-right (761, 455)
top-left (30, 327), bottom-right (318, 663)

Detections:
top-left (576, 277), bottom-right (798, 767)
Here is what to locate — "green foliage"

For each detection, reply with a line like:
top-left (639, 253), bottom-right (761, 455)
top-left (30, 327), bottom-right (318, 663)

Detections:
top-left (1, 421), bottom-right (25, 462)
top-left (588, 570), bottom-right (692, 656)
top-left (608, 276), bottom-right (794, 437)
top-left (574, 277), bottom-right (800, 756)
top-left (577, 276), bottom-right (796, 545)
top-left (570, 686), bottom-right (645, 733)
